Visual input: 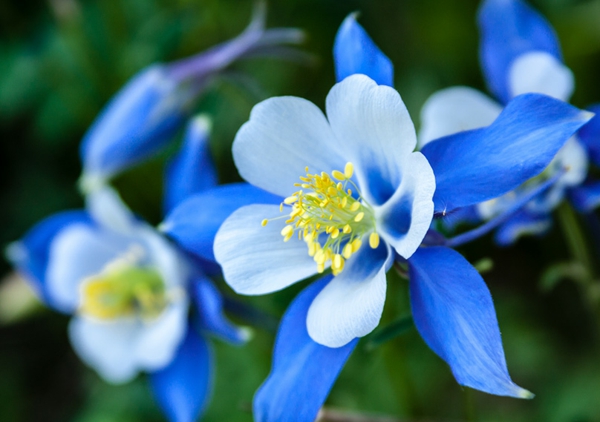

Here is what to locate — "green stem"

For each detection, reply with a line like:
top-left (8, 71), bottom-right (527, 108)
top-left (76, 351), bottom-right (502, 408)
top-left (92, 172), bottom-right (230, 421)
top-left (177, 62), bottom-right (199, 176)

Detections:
top-left (556, 202), bottom-right (594, 284)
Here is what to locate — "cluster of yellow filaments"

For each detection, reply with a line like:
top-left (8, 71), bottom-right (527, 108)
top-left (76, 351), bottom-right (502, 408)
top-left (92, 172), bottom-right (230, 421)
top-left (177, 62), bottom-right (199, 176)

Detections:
top-left (262, 162), bottom-right (380, 276)
top-left (79, 246), bottom-right (167, 321)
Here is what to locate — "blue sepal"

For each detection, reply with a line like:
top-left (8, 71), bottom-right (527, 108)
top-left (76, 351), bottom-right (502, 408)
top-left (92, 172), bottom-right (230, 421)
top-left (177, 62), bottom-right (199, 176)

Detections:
top-left (408, 246), bottom-right (532, 398)
top-left (422, 93), bottom-right (591, 214)
top-left (494, 208), bottom-right (552, 245)
top-left (568, 181), bottom-right (600, 213)
top-left (6, 211), bottom-right (92, 311)
top-left (333, 13), bottom-right (394, 87)
top-left (192, 277), bottom-right (248, 344)
top-left (80, 65), bottom-right (189, 186)
top-left (160, 183), bottom-right (281, 262)
top-left (478, 0), bottom-right (562, 103)
top-left (577, 104), bottom-right (600, 167)
top-left (254, 276), bottom-right (357, 422)
top-left (438, 205), bottom-right (481, 232)
top-left (149, 327), bottom-right (213, 422)
top-left (164, 116), bottom-right (218, 214)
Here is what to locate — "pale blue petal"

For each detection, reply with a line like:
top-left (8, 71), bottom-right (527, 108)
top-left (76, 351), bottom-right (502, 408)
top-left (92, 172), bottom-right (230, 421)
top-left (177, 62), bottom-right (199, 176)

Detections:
top-left (508, 52), bottom-right (574, 101)
top-left (326, 75), bottom-right (417, 205)
top-left (193, 277), bottom-right (248, 344)
top-left (214, 204), bottom-right (317, 295)
top-left (150, 328), bottom-right (212, 422)
top-left (46, 224), bottom-right (131, 313)
top-left (233, 96), bottom-right (344, 198)
top-left (577, 104), bottom-right (600, 167)
top-left (333, 13), bottom-right (394, 86)
top-left (494, 209), bottom-right (552, 245)
top-left (376, 152), bottom-right (435, 259)
top-left (307, 243), bottom-right (391, 347)
top-left (568, 181), bottom-right (600, 213)
top-left (422, 93), bottom-right (592, 213)
top-left (418, 86), bottom-right (501, 147)
top-left (161, 183), bottom-right (280, 262)
top-left (164, 116), bottom-right (218, 214)
top-left (86, 187), bottom-right (138, 235)
top-left (478, 0), bottom-right (562, 103)
top-left (80, 65), bottom-right (188, 184)
top-left (408, 246), bottom-right (532, 398)
top-left (6, 211), bottom-right (92, 311)
top-left (254, 277), bottom-right (357, 422)
top-left (69, 299), bottom-right (188, 384)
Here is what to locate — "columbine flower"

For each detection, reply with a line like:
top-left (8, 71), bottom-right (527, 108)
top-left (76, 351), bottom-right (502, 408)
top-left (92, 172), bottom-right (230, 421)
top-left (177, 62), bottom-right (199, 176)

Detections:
top-left (79, 2), bottom-right (305, 191)
top-left (419, 0), bottom-right (600, 244)
top-left (212, 58), bottom-right (590, 419)
top-left (8, 117), bottom-right (278, 422)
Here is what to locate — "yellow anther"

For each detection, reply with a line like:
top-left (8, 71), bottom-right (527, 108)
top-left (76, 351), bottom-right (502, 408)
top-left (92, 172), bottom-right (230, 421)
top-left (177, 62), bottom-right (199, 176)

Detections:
top-left (317, 263), bottom-right (325, 273)
top-left (331, 228), bottom-right (340, 239)
top-left (344, 162), bottom-right (354, 178)
top-left (342, 243), bottom-right (353, 259)
top-left (327, 186), bottom-right (337, 196)
top-left (279, 203), bottom-right (284, 212)
top-left (354, 212), bottom-right (365, 222)
top-left (333, 254), bottom-right (344, 270)
top-left (261, 219), bottom-right (268, 227)
top-left (308, 242), bottom-right (317, 256)
top-left (281, 225), bottom-right (294, 241)
top-left (336, 182), bottom-right (343, 190)
top-left (369, 232), bottom-right (380, 249)
top-left (314, 249), bottom-right (326, 265)
top-left (350, 202), bottom-right (361, 212)
top-left (343, 224), bottom-right (352, 234)
top-left (351, 238), bottom-right (362, 253)
top-left (284, 195), bottom-right (298, 205)
top-left (332, 170), bottom-right (346, 181)
top-left (341, 197), bottom-right (348, 208)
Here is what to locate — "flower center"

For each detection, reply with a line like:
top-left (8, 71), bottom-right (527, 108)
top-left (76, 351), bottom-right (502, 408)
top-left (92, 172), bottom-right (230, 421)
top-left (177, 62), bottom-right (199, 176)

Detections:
top-left (263, 162), bottom-right (379, 276)
top-left (79, 247), bottom-right (167, 320)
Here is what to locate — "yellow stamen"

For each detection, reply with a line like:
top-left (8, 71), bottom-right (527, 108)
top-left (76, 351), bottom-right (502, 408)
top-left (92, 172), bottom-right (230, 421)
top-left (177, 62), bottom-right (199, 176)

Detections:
top-left (344, 162), bottom-right (354, 178)
top-left (350, 202), bottom-right (361, 212)
top-left (332, 170), bottom-right (346, 181)
top-left (354, 212), bottom-right (365, 222)
top-left (261, 219), bottom-right (268, 227)
top-left (369, 232), bottom-right (380, 249)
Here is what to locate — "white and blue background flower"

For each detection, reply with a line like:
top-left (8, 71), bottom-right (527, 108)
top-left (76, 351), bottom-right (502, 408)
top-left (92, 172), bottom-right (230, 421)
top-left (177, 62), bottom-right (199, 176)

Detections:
top-left (3, 1), bottom-right (600, 422)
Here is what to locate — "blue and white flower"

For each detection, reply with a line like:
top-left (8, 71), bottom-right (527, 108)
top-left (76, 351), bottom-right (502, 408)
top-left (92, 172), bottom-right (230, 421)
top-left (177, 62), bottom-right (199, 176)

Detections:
top-left (79, 3), bottom-right (305, 191)
top-left (8, 117), bottom-right (276, 422)
top-left (211, 57), bottom-right (590, 419)
top-left (420, 0), bottom-right (600, 244)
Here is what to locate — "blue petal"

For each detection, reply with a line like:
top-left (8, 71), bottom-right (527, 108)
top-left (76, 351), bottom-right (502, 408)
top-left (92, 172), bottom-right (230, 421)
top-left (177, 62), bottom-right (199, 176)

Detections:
top-left (408, 246), bottom-right (532, 398)
top-left (164, 116), bottom-right (218, 214)
top-left (478, 0), bottom-right (562, 103)
top-left (576, 104), bottom-right (600, 167)
top-left (80, 65), bottom-right (189, 186)
top-left (150, 328), bottom-right (212, 422)
top-left (333, 13), bottom-right (394, 86)
top-left (422, 93), bottom-right (592, 214)
top-left (192, 277), bottom-right (248, 344)
top-left (160, 183), bottom-right (281, 262)
top-left (254, 277), bottom-right (357, 422)
top-left (494, 209), bottom-right (552, 245)
top-left (568, 181), bottom-right (600, 213)
top-left (6, 211), bottom-right (92, 311)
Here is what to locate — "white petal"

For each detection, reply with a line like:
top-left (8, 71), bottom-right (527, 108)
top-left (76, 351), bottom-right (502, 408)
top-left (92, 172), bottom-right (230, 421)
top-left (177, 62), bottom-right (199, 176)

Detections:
top-left (68, 299), bottom-right (188, 384)
top-left (418, 86), bottom-right (502, 147)
top-left (509, 51), bottom-right (574, 101)
top-left (214, 204), bottom-right (317, 295)
top-left (326, 75), bottom-right (417, 205)
top-left (553, 136), bottom-right (588, 187)
top-left (233, 97), bottom-right (346, 198)
top-left (133, 297), bottom-right (189, 369)
top-left (138, 225), bottom-right (188, 289)
top-left (377, 152), bottom-right (436, 259)
top-left (86, 187), bottom-right (138, 234)
top-left (69, 316), bottom-right (140, 383)
top-left (306, 244), bottom-right (391, 347)
top-left (46, 224), bottom-right (130, 312)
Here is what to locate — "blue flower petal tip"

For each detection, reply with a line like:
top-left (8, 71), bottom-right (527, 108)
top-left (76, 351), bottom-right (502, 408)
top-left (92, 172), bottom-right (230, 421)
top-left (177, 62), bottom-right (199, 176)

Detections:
top-left (333, 12), bottom-right (394, 86)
